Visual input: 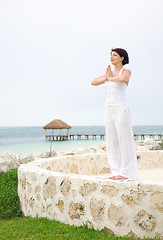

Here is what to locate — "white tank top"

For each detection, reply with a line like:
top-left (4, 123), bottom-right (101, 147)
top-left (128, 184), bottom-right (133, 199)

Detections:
top-left (103, 67), bottom-right (128, 106)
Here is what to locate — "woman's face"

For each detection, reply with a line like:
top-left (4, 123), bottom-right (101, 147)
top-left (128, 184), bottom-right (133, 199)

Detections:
top-left (110, 51), bottom-right (124, 65)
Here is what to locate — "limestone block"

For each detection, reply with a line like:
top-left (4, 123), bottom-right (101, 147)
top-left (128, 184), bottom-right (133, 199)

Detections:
top-left (66, 162), bottom-right (69, 170)
top-left (47, 204), bottom-right (53, 217)
top-left (27, 182), bottom-right (32, 195)
top-left (150, 192), bottom-right (163, 212)
top-left (35, 185), bottom-right (41, 201)
top-left (60, 178), bottom-right (71, 196)
top-left (134, 210), bottom-right (156, 232)
top-left (125, 231), bottom-right (138, 238)
top-left (17, 154), bottom-right (35, 165)
top-left (35, 205), bottom-right (40, 217)
top-left (29, 197), bottom-right (35, 211)
top-left (21, 174), bottom-right (26, 190)
top-left (38, 151), bottom-right (57, 158)
top-left (56, 200), bottom-right (64, 213)
top-left (91, 164), bottom-right (97, 175)
top-left (103, 227), bottom-right (114, 235)
top-left (24, 193), bottom-right (28, 210)
top-left (99, 142), bottom-right (106, 151)
top-left (121, 190), bottom-right (147, 206)
top-left (99, 167), bottom-right (111, 174)
top-left (69, 202), bottom-right (85, 219)
top-left (101, 185), bottom-right (118, 197)
top-left (79, 183), bottom-right (97, 196)
top-left (41, 204), bottom-right (46, 214)
top-left (90, 198), bottom-right (105, 221)
top-left (70, 163), bottom-right (78, 174)
top-left (0, 152), bottom-right (18, 172)
top-left (65, 152), bottom-right (75, 156)
top-left (86, 220), bottom-right (93, 229)
top-left (137, 151), bottom-right (163, 168)
top-left (43, 176), bottom-right (57, 200)
top-left (108, 204), bottom-right (127, 227)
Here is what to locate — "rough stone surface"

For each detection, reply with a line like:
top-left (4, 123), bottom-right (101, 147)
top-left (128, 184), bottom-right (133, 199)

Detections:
top-left (18, 151), bottom-right (163, 239)
top-left (29, 197), bottom-right (35, 210)
top-left (86, 220), bottom-right (93, 229)
top-left (47, 204), bottom-right (53, 217)
top-left (101, 185), bottom-right (118, 197)
top-left (56, 200), bottom-right (64, 213)
top-left (91, 164), bottom-right (97, 174)
top-left (108, 204), bottom-right (127, 227)
top-left (41, 204), bottom-right (45, 214)
top-left (43, 176), bottom-right (57, 200)
top-left (121, 190), bottom-right (147, 206)
top-left (21, 174), bottom-right (26, 190)
top-left (69, 202), bottom-right (85, 219)
top-left (79, 183), bottom-right (97, 196)
top-left (150, 192), bottom-right (163, 213)
top-left (38, 151), bottom-right (57, 158)
top-left (90, 198), bottom-right (105, 221)
top-left (0, 152), bottom-right (18, 172)
top-left (99, 142), bottom-right (106, 151)
top-left (27, 182), bottom-right (32, 195)
top-left (99, 167), bottom-right (111, 174)
top-left (70, 164), bottom-right (78, 174)
top-left (60, 178), bottom-right (71, 196)
top-left (103, 227), bottom-right (114, 235)
top-left (134, 210), bottom-right (156, 232)
top-left (125, 231), bottom-right (138, 238)
top-left (17, 154), bottom-right (35, 165)
top-left (24, 193), bottom-right (28, 210)
top-left (35, 185), bottom-right (41, 201)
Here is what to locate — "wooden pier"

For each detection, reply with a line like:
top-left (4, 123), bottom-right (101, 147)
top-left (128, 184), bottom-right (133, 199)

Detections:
top-left (45, 133), bottom-right (163, 141)
top-left (133, 133), bottom-right (163, 140)
top-left (45, 133), bottom-right (105, 141)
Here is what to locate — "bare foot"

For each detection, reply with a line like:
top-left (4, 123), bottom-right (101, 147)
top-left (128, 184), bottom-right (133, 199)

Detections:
top-left (108, 176), bottom-right (116, 179)
top-left (113, 175), bottom-right (128, 180)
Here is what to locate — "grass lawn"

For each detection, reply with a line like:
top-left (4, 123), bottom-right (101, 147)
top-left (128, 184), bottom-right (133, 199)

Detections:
top-left (0, 216), bottom-right (151, 240)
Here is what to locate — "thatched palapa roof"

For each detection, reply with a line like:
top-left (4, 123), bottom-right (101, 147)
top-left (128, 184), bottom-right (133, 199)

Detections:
top-left (43, 119), bottom-right (71, 129)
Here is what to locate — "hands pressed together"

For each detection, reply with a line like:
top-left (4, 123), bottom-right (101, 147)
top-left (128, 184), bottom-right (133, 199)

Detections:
top-left (105, 65), bottom-right (113, 80)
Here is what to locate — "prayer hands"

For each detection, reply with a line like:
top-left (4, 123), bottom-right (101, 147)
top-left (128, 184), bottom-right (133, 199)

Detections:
top-left (105, 65), bottom-right (113, 80)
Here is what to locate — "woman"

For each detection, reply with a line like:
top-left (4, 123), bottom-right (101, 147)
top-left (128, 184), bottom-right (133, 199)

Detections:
top-left (91, 48), bottom-right (138, 180)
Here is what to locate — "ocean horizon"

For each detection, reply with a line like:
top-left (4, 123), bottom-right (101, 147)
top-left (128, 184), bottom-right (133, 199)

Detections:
top-left (0, 125), bottom-right (163, 155)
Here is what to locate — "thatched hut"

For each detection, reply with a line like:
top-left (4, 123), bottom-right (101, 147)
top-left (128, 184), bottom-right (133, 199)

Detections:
top-left (43, 119), bottom-right (71, 140)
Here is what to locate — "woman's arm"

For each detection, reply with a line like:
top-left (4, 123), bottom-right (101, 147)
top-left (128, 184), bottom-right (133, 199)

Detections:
top-left (107, 69), bottom-right (131, 83)
top-left (91, 74), bottom-right (107, 86)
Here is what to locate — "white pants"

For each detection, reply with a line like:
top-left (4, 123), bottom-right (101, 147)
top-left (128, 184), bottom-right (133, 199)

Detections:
top-left (105, 104), bottom-right (138, 179)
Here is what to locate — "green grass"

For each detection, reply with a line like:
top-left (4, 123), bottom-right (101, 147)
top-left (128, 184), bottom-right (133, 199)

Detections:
top-left (0, 169), bottom-right (22, 218)
top-left (0, 169), bottom-right (160, 240)
top-left (0, 217), bottom-right (153, 240)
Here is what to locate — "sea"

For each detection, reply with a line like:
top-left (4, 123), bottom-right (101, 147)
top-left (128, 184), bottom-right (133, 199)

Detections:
top-left (0, 125), bottom-right (163, 155)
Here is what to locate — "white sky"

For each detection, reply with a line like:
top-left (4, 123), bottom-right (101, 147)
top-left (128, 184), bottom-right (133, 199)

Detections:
top-left (0, 0), bottom-right (163, 126)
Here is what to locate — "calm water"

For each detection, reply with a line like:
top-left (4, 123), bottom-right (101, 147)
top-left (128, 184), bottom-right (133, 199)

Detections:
top-left (0, 125), bottom-right (163, 154)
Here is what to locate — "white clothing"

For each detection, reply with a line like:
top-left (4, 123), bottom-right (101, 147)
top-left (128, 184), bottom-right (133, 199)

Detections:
top-left (103, 68), bottom-right (127, 106)
top-left (104, 68), bottom-right (138, 179)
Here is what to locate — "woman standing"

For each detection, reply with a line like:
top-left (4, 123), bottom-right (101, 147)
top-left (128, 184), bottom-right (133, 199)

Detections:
top-left (91, 48), bottom-right (138, 180)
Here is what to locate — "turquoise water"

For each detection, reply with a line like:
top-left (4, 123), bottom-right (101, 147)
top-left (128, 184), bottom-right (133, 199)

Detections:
top-left (0, 125), bottom-right (163, 155)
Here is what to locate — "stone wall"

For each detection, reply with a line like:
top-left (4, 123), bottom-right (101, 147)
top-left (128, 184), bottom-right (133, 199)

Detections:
top-left (32, 151), bottom-right (163, 175)
top-left (18, 152), bottom-right (163, 239)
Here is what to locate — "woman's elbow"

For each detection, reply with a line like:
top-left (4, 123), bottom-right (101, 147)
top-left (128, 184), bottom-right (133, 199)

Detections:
top-left (120, 76), bottom-right (127, 83)
top-left (91, 79), bottom-right (97, 86)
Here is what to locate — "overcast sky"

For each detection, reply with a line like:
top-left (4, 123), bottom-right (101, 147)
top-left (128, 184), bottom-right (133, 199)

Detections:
top-left (0, 0), bottom-right (163, 127)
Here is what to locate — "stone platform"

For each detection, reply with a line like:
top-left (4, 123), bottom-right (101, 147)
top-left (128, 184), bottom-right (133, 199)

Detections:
top-left (18, 152), bottom-right (163, 239)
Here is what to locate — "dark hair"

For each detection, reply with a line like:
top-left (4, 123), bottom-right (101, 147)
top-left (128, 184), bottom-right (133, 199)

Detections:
top-left (111, 48), bottom-right (129, 65)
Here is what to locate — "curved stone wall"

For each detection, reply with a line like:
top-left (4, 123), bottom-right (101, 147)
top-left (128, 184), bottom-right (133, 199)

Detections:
top-left (18, 152), bottom-right (163, 239)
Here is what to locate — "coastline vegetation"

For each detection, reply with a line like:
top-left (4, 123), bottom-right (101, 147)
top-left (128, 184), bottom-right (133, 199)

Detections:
top-left (0, 169), bottom-right (160, 240)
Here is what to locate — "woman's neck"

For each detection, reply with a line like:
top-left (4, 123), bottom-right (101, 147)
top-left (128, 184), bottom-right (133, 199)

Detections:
top-left (113, 63), bottom-right (123, 72)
